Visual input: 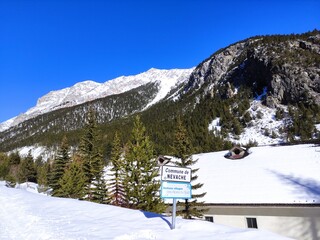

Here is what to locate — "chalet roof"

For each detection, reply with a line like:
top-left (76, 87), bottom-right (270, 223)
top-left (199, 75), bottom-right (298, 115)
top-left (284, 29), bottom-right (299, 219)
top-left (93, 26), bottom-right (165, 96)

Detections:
top-left (224, 146), bottom-right (249, 159)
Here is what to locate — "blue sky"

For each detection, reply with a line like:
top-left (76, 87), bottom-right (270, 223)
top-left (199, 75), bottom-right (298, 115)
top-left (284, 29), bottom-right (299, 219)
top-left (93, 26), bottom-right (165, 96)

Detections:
top-left (0, 0), bottom-right (319, 123)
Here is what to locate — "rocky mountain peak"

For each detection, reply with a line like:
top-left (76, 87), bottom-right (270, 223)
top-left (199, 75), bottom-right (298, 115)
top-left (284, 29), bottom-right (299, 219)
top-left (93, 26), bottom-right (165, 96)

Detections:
top-left (0, 68), bottom-right (193, 132)
top-left (183, 31), bottom-right (320, 109)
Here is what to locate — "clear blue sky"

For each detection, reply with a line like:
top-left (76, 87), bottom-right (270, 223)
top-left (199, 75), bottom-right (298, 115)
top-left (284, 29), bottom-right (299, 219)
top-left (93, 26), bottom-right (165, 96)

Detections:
top-left (0, 0), bottom-right (319, 123)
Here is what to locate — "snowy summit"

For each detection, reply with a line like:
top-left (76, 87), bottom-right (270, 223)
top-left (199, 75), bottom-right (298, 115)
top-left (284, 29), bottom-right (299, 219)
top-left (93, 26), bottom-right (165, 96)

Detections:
top-left (0, 68), bottom-right (194, 132)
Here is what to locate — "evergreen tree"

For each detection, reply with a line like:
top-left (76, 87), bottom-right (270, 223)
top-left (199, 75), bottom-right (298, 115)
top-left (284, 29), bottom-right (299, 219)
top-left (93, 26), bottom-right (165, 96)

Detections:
top-left (9, 152), bottom-right (21, 165)
top-left (172, 117), bottom-right (207, 219)
top-left (49, 136), bottom-right (70, 195)
top-left (37, 161), bottom-right (51, 192)
top-left (90, 171), bottom-right (108, 204)
top-left (78, 109), bottom-right (106, 201)
top-left (56, 159), bottom-right (86, 199)
top-left (232, 118), bottom-right (242, 135)
top-left (18, 151), bottom-right (37, 183)
top-left (123, 115), bottom-right (165, 213)
top-left (108, 132), bottom-right (126, 206)
top-left (0, 153), bottom-right (10, 179)
top-left (6, 152), bottom-right (20, 183)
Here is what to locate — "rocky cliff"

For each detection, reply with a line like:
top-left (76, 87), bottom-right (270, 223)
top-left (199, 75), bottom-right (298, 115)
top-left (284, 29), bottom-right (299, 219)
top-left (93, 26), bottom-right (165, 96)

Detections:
top-left (184, 31), bottom-right (320, 109)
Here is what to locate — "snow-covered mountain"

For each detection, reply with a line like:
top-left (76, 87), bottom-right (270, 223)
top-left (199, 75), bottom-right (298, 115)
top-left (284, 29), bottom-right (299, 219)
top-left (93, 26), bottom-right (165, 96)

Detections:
top-left (1, 31), bottom-right (319, 153)
top-left (0, 68), bottom-right (193, 132)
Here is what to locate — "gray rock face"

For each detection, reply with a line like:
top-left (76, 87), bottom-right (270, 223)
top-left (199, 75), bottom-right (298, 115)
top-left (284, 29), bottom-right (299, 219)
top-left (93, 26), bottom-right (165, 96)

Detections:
top-left (183, 41), bottom-right (247, 94)
top-left (270, 66), bottom-right (320, 106)
top-left (183, 32), bottom-right (320, 107)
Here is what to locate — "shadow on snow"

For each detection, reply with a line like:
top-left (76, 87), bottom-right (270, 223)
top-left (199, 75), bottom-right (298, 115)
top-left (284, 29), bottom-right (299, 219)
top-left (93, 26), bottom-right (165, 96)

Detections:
top-left (140, 210), bottom-right (172, 229)
top-left (268, 170), bottom-right (320, 203)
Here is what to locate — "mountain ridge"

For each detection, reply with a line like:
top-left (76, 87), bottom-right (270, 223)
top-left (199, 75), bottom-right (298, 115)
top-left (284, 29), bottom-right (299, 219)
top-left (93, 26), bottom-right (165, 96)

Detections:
top-left (0, 68), bottom-right (194, 132)
top-left (1, 30), bottom-right (319, 153)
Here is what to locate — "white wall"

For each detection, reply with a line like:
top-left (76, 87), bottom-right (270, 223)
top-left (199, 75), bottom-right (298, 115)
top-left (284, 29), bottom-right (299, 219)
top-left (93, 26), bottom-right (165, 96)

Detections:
top-left (258, 216), bottom-right (320, 240)
top-left (213, 215), bottom-right (246, 228)
top-left (206, 214), bottom-right (320, 240)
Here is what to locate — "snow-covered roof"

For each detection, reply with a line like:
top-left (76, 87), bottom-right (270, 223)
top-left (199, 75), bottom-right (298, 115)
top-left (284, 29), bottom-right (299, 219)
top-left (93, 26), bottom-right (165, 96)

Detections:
top-left (193, 144), bottom-right (320, 204)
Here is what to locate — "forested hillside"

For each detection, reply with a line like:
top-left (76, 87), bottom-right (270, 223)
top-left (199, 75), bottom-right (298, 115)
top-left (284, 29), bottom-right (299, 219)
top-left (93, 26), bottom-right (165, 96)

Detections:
top-left (0, 30), bottom-right (320, 156)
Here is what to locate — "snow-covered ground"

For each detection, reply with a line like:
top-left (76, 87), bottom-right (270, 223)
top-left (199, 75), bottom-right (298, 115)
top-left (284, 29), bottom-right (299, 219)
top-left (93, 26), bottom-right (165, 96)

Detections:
top-left (12, 144), bottom-right (320, 204)
top-left (0, 181), bottom-right (293, 240)
top-left (1, 144), bottom-right (319, 239)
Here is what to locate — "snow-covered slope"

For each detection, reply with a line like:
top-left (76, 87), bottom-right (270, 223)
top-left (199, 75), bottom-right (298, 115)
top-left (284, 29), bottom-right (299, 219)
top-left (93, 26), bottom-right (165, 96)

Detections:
top-left (0, 68), bottom-right (193, 132)
top-left (0, 181), bottom-right (292, 240)
top-left (208, 90), bottom-right (291, 146)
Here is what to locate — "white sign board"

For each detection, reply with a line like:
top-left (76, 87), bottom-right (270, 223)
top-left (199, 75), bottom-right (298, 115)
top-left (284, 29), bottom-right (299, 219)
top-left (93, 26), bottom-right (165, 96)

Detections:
top-left (160, 181), bottom-right (192, 199)
top-left (161, 165), bottom-right (191, 183)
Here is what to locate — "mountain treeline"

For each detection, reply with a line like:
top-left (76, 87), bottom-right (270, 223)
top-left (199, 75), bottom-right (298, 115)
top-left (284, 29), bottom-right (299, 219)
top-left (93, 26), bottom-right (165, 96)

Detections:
top-left (0, 111), bottom-right (207, 218)
top-left (0, 82), bottom-right (159, 151)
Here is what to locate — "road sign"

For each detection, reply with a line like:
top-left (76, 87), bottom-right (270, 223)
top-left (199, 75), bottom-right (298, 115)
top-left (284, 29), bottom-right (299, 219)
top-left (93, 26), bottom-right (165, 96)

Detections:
top-left (161, 165), bottom-right (191, 183)
top-left (160, 181), bottom-right (192, 199)
top-left (159, 165), bottom-right (192, 230)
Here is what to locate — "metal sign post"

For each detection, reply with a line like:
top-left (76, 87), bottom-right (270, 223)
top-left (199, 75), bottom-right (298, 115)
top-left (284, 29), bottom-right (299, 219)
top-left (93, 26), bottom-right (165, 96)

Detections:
top-left (172, 198), bottom-right (177, 229)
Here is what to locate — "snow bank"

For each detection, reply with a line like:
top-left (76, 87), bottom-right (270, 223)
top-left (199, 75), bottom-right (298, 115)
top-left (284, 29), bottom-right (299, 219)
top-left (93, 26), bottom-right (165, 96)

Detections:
top-left (0, 181), bottom-right (292, 240)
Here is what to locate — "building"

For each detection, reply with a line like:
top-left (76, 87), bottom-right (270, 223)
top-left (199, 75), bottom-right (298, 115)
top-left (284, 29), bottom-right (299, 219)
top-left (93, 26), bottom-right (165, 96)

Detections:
top-left (175, 144), bottom-right (320, 240)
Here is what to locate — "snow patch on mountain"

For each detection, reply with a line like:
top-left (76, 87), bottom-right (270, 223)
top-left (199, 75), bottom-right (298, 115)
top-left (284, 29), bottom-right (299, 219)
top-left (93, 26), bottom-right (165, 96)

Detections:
top-left (208, 100), bottom-right (287, 146)
top-left (234, 100), bottom-right (285, 145)
top-left (0, 68), bottom-right (193, 132)
top-left (143, 68), bottom-right (194, 109)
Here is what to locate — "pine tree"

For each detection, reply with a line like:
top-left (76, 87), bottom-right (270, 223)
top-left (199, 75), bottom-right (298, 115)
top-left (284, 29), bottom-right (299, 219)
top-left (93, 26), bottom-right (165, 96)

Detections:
top-left (37, 161), bottom-right (51, 193)
top-left (123, 116), bottom-right (165, 213)
top-left (108, 132), bottom-right (126, 206)
top-left (172, 117), bottom-right (207, 219)
top-left (91, 171), bottom-right (108, 204)
top-left (0, 153), bottom-right (10, 180)
top-left (18, 151), bottom-right (37, 183)
top-left (78, 109), bottom-right (106, 201)
top-left (50, 136), bottom-right (71, 195)
top-left (7, 152), bottom-right (21, 183)
top-left (56, 159), bottom-right (86, 199)
top-left (9, 152), bottom-right (21, 165)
